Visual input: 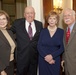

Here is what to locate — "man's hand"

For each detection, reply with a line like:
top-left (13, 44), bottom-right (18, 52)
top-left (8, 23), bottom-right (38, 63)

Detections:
top-left (61, 60), bottom-right (65, 72)
top-left (1, 70), bottom-right (7, 75)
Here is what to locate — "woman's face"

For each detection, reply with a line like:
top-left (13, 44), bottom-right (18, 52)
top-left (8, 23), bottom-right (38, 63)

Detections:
top-left (48, 16), bottom-right (57, 27)
top-left (0, 14), bottom-right (8, 28)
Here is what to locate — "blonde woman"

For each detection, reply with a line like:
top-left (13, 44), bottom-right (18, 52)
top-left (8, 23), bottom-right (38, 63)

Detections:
top-left (37, 11), bottom-right (64, 75)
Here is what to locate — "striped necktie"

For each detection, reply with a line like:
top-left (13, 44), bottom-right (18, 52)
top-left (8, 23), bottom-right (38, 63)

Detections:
top-left (66, 27), bottom-right (70, 44)
top-left (28, 23), bottom-right (32, 40)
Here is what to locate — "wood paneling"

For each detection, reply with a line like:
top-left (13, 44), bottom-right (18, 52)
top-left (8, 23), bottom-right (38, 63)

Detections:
top-left (73, 0), bottom-right (76, 12)
top-left (1, 0), bottom-right (16, 24)
top-left (2, 0), bottom-right (15, 4)
top-left (2, 0), bottom-right (27, 4)
top-left (43, 0), bottom-right (53, 27)
top-left (43, 0), bottom-right (53, 17)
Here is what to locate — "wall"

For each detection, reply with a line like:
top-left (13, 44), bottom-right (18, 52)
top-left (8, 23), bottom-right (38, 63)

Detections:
top-left (58, 0), bottom-right (73, 29)
top-left (62, 0), bottom-right (72, 9)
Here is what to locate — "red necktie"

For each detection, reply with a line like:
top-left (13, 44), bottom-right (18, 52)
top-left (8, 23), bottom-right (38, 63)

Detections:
top-left (28, 23), bottom-right (32, 40)
top-left (66, 27), bottom-right (70, 44)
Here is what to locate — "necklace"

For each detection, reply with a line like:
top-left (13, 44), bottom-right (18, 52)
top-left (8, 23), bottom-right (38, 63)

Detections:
top-left (48, 26), bottom-right (57, 32)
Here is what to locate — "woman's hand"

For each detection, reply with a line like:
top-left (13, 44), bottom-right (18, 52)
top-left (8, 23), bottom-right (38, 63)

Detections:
top-left (1, 71), bottom-right (7, 75)
top-left (49, 59), bottom-right (55, 64)
top-left (44, 54), bottom-right (53, 62)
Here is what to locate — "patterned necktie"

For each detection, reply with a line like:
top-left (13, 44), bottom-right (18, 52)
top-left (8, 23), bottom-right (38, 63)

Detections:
top-left (28, 23), bottom-right (32, 40)
top-left (66, 27), bottom-right (70, 44)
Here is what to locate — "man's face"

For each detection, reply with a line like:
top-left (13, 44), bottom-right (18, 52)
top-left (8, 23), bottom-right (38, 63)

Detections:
top-left (24, 7), bottom-right (35, 23)
top-left (63, 10), bottom-right (75, 26)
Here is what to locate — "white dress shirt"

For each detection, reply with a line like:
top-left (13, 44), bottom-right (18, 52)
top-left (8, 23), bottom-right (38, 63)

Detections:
top-left (25, 20), bottom-right (36, 36)
top-left (67, 22), bottom-right (75, 33)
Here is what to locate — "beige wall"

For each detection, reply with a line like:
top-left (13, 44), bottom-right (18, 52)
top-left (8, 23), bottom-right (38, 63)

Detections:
top-left (62, 0), bottom-right (73, 9)
top-left (58, 0), bottom-right (73, 29)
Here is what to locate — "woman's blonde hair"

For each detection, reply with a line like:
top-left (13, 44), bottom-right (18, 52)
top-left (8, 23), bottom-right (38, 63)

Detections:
top-left (46, 11), bottom-right (59, 27)
top-left (0, 10), bottom-right (10, 29)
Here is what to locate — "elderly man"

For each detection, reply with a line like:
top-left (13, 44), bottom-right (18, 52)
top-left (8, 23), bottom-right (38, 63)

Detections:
top-left (62, 8), bottom-right (76, 75)
top-left (11, 6), bottom-right (43, 75)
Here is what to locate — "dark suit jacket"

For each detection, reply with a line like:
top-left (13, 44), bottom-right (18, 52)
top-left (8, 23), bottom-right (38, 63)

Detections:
top-left (11, 18), bottom-right (43, 65)
top-left (0, 29), bottom-right (16, 72)
top-left (63, 23), bottom-right (76, 75)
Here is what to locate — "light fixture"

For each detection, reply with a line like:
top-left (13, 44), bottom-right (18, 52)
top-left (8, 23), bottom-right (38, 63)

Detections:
top-left (53, 0), bottom-right (63, 14)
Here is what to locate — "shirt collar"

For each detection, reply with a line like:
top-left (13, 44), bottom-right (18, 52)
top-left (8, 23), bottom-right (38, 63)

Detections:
top-left (67, 22), bottom-right (75, 33)
top-left (26, 20), bottom-right (34, 26)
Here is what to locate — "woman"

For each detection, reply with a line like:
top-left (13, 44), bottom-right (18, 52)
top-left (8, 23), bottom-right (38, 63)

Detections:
top-left (0, 10), bottom-right (16, 75)
top-left (37, 11), bottom-right (64, 75)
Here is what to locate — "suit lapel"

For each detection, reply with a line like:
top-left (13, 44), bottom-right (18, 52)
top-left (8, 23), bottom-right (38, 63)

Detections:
top-left (0, 30), bottom-right (10, 45)
top-left (22, 20), bottom-right (41, 40)
top-left (67, 23), bottom-right (76, 45)
top-left (22, 20), bottom-right (27, 33)
top-left (34, 20), bottom-right (41, 33)
top-left (64, 28), bottom-right (67, 47)
top-left (35, 21), bottom-right (38, 31)
top-left (33, 20), bottom-right (40, 37)
top-left (7, 30), bottom-right (16, 45)
top-left (21, 20), bottom-right (30, 38)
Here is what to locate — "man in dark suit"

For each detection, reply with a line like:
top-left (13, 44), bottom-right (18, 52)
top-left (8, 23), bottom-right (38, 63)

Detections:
top-left (61, 8), bottom-right (76, 75)
top-left (11, 6), bottom-right (43, 75)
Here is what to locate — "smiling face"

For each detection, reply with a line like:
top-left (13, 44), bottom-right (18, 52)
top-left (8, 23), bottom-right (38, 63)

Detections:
top-left (48, 15), bottom-right (57, 27)
top-left (0, 14), bottom-right (8, 28)
top-left (47, 11), bottom-right (59, 27)
top-left (24, 6), bottom-right (35, 23)
top-left (63, 9), bottom-right (75, 26)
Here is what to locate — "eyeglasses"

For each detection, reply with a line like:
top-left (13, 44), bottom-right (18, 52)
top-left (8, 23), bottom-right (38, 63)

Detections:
top-left (0, 18), bottom-right (7, 21)
top-left (63, 14), bottom-right (73, 18)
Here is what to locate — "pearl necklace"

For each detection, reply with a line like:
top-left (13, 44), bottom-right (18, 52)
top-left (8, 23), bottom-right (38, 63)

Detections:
top-left (48, 26), bottom-right (57, 32)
